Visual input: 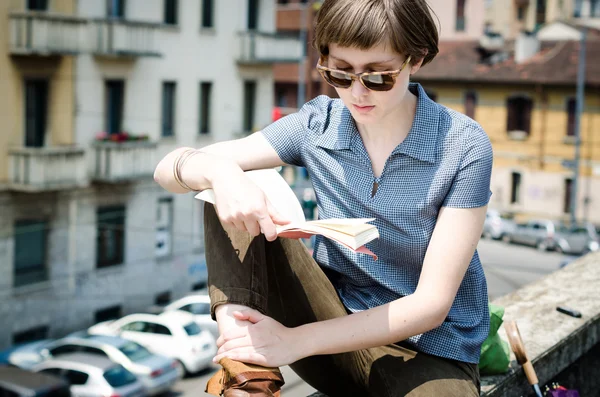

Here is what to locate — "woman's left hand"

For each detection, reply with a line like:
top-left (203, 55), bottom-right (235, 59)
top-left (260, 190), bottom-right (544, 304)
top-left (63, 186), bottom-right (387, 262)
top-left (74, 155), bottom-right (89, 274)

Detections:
top-left (212, 309), bottom-right (305, 367)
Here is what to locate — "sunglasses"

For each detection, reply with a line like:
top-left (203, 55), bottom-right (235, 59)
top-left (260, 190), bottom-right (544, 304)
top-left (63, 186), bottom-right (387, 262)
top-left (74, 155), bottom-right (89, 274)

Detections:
top-left (316, 56), bottom-right (412, 92)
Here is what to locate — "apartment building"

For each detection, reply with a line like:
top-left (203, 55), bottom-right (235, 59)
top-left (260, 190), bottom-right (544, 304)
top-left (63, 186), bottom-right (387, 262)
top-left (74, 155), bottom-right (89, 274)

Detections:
top-left (0, 0), bottom-right (301, 349)
top-left (485, 0), bottom-right (600, 38)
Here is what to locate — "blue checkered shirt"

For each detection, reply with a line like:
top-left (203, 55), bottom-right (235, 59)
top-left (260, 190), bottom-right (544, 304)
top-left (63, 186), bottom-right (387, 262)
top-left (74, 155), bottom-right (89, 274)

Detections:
top-left (261, 83), bottom-right (492, 364)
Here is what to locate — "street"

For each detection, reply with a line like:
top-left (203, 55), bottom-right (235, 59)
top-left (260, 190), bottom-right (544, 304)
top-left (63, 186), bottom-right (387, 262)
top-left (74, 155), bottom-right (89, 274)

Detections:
top-left (166, 238), bottom-right (572, 397)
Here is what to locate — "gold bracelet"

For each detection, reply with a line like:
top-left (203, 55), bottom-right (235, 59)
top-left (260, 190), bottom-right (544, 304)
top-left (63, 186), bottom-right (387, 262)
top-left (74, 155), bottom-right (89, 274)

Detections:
top-left (173, 149), bottom-right (197, 191)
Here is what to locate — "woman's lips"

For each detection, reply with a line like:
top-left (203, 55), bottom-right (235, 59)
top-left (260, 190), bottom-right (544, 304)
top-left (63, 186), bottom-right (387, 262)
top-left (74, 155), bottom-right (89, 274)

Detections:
top-left (353, 104), bottom-right (375, 113)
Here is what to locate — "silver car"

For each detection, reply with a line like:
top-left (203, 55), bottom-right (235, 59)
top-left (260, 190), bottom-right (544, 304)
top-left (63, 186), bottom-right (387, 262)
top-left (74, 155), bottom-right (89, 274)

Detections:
top-left (483, 210), bottom-right (516, 240)
top-left (554, 223), bottom-right (600, 255)
top-left (32, 353), bottom-right (146, 397)
top-left (504, 219), bottom-right (559, 251)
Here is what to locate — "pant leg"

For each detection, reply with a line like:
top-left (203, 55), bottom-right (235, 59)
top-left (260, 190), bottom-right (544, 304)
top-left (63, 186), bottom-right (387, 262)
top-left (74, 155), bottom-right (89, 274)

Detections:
top-left (203, 202), bottom-right (369, 395)
top-left (365, 343), bottom-right (480, 397)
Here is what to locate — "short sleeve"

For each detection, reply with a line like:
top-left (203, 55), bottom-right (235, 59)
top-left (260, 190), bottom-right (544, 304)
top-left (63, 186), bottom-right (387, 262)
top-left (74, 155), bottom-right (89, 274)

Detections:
top-left (260, 95), bottom-right (333, 167)
top-left (442, 125), bottom-right (494, 208)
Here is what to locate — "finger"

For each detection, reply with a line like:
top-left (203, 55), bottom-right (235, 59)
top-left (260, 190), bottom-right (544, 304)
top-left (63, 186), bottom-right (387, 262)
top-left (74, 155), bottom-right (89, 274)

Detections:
top-left (266, 199), bottom-right (291, 225)
top-left (243, 219), bottom-right (261, 237)
top-left (257, 214), bottom-right (278, 242)
top-left (233, 309), bottom-right (265, 324)
top-left (214, 349), bottom-right (268, 367)
top-left (216, 336), bottom-right (251, 355)
top-left (216, 327), bottom-right (249, 348)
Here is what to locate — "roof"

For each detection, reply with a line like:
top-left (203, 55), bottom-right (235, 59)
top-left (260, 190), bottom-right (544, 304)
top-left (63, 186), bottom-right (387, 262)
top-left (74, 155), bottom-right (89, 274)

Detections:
top-left (41, 352), bottom-right (116, 370)
top-left (64, 333), bottom-right (128, 348)
top-left (413, 38), bottom-right (600, 87)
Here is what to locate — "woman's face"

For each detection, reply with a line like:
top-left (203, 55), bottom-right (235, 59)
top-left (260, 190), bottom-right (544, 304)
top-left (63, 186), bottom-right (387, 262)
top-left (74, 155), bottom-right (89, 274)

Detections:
top-left (327, 42), bottom-right (421, 125)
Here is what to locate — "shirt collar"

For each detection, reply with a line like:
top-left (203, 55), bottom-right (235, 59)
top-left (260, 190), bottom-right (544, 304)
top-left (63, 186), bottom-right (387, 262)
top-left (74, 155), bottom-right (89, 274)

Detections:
top-left (315, 82), bottom-right (440, 164)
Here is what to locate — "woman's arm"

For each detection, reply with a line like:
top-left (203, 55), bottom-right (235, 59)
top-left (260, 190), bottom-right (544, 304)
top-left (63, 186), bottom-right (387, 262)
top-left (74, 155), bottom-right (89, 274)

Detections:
top-left (213, 205), bottom-right (487, 366)
top-left (153, 131), bottom-right (286, 193)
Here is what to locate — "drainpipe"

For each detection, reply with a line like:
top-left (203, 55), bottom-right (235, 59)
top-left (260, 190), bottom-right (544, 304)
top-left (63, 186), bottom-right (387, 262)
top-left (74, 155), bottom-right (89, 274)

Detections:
top-left (536, 84), bottom-right (547, 169)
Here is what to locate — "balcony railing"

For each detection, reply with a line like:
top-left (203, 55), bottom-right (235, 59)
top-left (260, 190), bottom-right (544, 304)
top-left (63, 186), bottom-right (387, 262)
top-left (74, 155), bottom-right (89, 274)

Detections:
top-left (92, 141), bottom-right (158, 182)
top-left (9, 12), bottom-right (87, 55)
top-left (238, 31), bottom-right (303, 64)
top-left (90, 19), bottom-right (162, 57)
top-left (8, 146), bottom-right (88, 192)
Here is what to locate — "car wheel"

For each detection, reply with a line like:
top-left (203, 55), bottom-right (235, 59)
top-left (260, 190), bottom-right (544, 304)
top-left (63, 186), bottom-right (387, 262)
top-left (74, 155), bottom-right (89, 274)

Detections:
top-left (502, 234), bottom-right (511, 244)
top-left (537, 240), bottom-right (548, 251)
top-left (175, 360), bottom-right (187, 379)
top-left (555, 245), bottom-right (564, 254)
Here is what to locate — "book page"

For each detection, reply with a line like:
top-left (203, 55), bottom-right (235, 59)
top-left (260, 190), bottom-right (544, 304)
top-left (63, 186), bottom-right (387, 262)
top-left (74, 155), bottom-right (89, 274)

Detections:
top-left (195, 168), bottom-right (306, 224)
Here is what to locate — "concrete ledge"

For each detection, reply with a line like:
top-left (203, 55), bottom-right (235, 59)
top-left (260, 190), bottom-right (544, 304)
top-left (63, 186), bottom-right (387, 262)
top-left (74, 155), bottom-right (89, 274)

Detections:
top-left (308, 252), bottom-right (600, 396)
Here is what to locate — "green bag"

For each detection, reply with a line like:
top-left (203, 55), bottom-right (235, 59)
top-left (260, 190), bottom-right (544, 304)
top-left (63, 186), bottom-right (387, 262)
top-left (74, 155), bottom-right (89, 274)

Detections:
top-left (478, 303), bottom-right (510, 375)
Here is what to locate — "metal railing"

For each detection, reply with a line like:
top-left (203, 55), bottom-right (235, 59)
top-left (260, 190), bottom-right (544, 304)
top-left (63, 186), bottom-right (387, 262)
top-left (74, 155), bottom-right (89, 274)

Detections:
top-left (92, 141), bottom-right (158, 182)
top-left (8, 146), bottom-right (88, 192)
top-left (9, 12), bottom-right (87, 55)
top-left (238, 31), bottom-right (303, 64)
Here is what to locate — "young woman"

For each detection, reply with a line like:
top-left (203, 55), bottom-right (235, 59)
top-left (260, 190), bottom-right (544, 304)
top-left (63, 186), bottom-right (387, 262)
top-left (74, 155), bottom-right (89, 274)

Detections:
top-left (154, 0), bottom-right (493, 395)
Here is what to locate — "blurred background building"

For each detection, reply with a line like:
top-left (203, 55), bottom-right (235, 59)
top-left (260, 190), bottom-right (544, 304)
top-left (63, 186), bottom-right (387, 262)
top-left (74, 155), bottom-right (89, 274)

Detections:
top-left (0, 0), bottom-right (301, 348)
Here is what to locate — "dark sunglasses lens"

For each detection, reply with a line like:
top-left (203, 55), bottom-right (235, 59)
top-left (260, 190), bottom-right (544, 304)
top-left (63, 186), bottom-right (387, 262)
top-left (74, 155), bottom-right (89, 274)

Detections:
top-left (361, 74), bottom-right (396, 91)
top-left (323, 70), bottom-right (353, 88)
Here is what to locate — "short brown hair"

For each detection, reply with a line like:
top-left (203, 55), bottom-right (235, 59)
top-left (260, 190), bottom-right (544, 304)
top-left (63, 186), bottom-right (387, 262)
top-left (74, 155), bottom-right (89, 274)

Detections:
top-left (314, 0), bottom-right (439, 66)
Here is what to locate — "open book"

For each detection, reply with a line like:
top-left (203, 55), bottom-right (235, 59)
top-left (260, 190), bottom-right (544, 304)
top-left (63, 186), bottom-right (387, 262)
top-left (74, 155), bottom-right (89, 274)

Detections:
top-left (194, 169), bottom-right (379, 259)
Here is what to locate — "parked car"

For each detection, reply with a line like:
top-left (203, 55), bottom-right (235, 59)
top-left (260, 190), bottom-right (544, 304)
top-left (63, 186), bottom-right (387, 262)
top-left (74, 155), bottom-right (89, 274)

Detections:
top-left (37, 333), bottom-right (178, 395)
top-left (32, 353), bottom-right (145, 397)
top-left (483, 210), bottom-right (516, 240)
top-left (0, 366), bottom-right (71, 397)
top-left (0, 339), bottom-right (54, 370)
top-left (88, 311), bottom-right (216, 376)
top-left (154, 294), bottom-right (218, 339)
top-left (503, 219), bottom-right (559, 251)
top-left (554, 223), bottom-right (600, 255)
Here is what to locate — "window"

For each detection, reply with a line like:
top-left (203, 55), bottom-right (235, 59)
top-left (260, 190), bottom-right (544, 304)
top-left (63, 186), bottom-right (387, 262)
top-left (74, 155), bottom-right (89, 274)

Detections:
top-left (456, 0), bottom-right (466, 31)
top-left (14, 220), bottom-right (48, 287)
top-left (39, 368), bottom-right (63, 377)
top-left (192, 281), bottom-right (207, 290)
top-left (105, 80), bottom-right (124, 135)
top-left (564, 178), bottom-right (573, 214)
top-left (27, 0), bottom-right (48, 11)
top-left (161, 82), bottom-right (176, 137)
top-left (156, 198), bottom-right (173, 258)
top-left (164, 0), bottom-right (178, 25)
top-left (80, 346), bottom-right (109, 357)
top-left (103, 366), bottom-right (137, 387)
top-left (592, 0), bottom-right (600, 17)
top-left (247, 0), bottom-right (259, 30)
top-left (119, 342), bottom-right (153, 362)
top-left (24, 80), bottom-right (48, 148)
top-left (64, 370), bottom-right (89, 385)
top-left (121, 321), bottom-right (147, 332)
top-left (243, 81), bottom-right (257, 133)
top-left (464, 91), bottom-right (477, 120)
top-left (107, 0), bottom-right (126, 18)
top-left (517, 6), bottom-right (526, 21)
top-left (574, 0), bottom-right (583, 17)
top-left (278, 0), bottom-right (289, 3)
top-left (199, 82), bottom-right (212, 134)
top-left (536, 0), bottom-right (546, 26)
top-left (181, 302), bottom-right (211, 315)
top-left (566, 97), bottom-right (576, 137)
top-left (50, 344), bottom-right (80, 357)
top-left (506, 96), bottom-right (533, 134)
top-left (95, 305), bottom-right (122, 323)
top-left (12, 326), bottom-right (49, 344)
top-left (183, 322), bottom-right (201, 336)
top-left (96, 205), bottom-right (125, 268)
top-left (147, 323), bottom-right (172, 335)
top-left (510, 172), bottom-right (522, 204)
top-left (201, 0), bottom-right (214, 28)
top-left (155, 291), bottom-right (171, 305)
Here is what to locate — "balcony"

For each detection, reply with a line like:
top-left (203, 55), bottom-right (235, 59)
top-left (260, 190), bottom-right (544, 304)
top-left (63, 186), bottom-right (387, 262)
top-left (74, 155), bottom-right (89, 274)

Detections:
top-left (90, 18), bottom-right (162, 57)
top-left (92, 141), bottom-right (157, 182)
top-left (237, 31), bottom-right (303, 65)
top-left (8, 146), bottom-right (87, 192)
top-left (8, 12), bottom-right (87, 55)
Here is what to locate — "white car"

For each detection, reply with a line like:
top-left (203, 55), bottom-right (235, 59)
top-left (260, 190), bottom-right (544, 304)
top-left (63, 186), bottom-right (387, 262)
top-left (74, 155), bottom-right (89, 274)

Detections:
top-left (160, 294), bottom-right (219, 339)
top-left (88, 311), bottom-right (216, 375)
top-left (32, 352), bottom-right (146, 397)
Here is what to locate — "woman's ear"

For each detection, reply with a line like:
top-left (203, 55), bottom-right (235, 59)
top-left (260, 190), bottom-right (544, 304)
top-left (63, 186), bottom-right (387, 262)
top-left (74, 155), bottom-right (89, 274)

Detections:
top-left (410, 49), bottom-right (428, 75)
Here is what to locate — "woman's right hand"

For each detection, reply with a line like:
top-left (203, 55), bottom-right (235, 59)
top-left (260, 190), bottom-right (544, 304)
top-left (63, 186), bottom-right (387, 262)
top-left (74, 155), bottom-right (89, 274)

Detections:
top-left (211, 172), bottom-right (290, 241)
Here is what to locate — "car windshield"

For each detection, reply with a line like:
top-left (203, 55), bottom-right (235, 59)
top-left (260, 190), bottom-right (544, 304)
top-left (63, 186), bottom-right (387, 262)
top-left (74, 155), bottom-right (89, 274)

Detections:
top-left (103, 365), bottom-right (137, 387)
top-left (119, 341), bottom-right (153, 362)
top-left (183, 322), bottom-right (202, 336)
